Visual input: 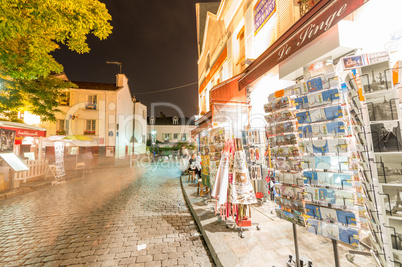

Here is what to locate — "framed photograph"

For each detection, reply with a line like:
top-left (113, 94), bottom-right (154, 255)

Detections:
top-left (382, 185), bottom-right (402, 217)
top-left (361, 61), bottom-right (392, 94)
top-left (366, 91), bottom-right (399, 121)
top-left (375, 154), bottom-right (402, 184)
top-left (371, 121), bottom-right (402, 152)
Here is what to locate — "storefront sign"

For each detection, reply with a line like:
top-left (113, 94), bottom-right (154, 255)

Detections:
top-left (239, 0), bottom-right (370, 90)
top-left (0, 126), bottom-right (46, 137)
top-left (254, 0), bottom-right (276, 36)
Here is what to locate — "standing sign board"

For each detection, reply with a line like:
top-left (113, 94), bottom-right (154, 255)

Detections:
top-left (54, 141), bottom-right (65, 177)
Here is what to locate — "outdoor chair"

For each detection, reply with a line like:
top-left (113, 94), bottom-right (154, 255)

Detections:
top-left (75, 162), bottom-right (85, 178)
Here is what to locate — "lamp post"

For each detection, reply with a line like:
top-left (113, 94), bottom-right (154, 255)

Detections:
top-left (151, 129), bottom-right (156, 162)
top-left (130, 96), bottom-right (136, 168)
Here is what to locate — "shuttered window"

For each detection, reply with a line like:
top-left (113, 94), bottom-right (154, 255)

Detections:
top-left (277, 0), bottom-right (294, 37)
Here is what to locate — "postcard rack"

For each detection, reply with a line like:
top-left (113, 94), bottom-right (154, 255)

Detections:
top-left (264, 82), bottom-right (309, 267)
top-left (345, 58), bottom-right (402, 266)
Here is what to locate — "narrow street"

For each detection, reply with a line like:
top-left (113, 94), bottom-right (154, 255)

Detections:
top-left (0, 164), bottom-right (214, 267)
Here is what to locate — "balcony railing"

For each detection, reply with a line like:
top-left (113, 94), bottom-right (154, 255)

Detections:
top-left (299, 0), bottom-right (320, 17)
top-left (85, 103), bottom-right (97, 110)
top-left (84, 130), bottom-right (96, 135)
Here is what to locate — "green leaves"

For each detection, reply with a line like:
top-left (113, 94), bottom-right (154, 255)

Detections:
top-left (0, 0), bottom-right (112, 121)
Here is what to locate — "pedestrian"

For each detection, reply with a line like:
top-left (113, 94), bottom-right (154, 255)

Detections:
top-left (189, 153), bottom-right (201, 179)
top-left (180, 154), bottom-right (189, 174)
top-left (181, 146), bottom-right (189, 157)
top-left (86, 150), bottom-right (93, 172)
top-left (196, 152), bottom-right (202, 178)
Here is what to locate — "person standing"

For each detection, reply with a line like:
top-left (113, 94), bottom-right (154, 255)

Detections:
top-left (181, 146), bottom-right (189, 157)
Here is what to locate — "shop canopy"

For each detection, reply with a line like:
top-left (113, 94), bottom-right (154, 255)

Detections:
top-left (209, 73), bottom-right (246, 103)
top-left (0, 121), bottom-right (46, 144)
top-left (0, 153), bottom-right (29, 172)
top-left (0, 121), bottom-right (46, 137)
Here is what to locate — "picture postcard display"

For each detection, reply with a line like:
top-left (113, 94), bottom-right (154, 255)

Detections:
top-left (264, 61), bottom-right (369, 248)
top-left (342, 56), bottom-right (402, 266)
top-left (359, 58), bottom-right (402, 263)
top-left (264, 83), bottom-right (306, 227)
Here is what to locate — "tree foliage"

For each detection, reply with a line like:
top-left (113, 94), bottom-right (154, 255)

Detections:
top-left (0, 0), bottom-right (113, 121)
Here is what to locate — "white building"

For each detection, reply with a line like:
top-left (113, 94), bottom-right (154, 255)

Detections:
top-left (147, 115), bottom-right (196, 143)
top-left (38, 73), bottom-right (147, 159)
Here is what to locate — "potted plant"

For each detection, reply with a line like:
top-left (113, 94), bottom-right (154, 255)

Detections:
top-left (84, 130), bottom-right (96, 135)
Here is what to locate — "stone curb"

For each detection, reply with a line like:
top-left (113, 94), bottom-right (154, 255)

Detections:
top-left (179, 175), bottom-right (222, 267)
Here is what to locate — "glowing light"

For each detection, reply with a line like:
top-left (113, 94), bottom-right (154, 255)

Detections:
top-left (23, 111), bottom-right (41, 125)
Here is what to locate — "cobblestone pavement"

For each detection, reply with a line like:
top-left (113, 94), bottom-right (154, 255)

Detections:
top-left (0, 163), bottom-right (214, 267)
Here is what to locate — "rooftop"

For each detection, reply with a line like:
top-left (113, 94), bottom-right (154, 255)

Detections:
top-left (71, 81), bottom-right (120, 91)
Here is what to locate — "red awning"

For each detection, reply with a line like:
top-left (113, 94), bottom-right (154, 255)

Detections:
top-left (210, 73), bottom-right (246, 103)
top-left (191, 111), bottom-right (213, 137)
top-left (0, 126), bottom-right (46, 137)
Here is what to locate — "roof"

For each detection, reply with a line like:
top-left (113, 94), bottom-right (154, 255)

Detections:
top-left (147, 116), bottom-right (196, 126)
top-left (0, 121), bottom-right (46, 131)
top-left (71, 81), bottom-right (120, 91)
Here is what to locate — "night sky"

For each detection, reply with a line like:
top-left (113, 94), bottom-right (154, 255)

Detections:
top-left (53, 0), bottom-right (218, 118)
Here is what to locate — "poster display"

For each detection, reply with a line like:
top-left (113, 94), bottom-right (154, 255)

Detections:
top-left (54, 141), bottom-right (65, 177)
top-left (263, 60), bottom-right (369, 249)
top-left (0, 129), bottom-right (15, 153)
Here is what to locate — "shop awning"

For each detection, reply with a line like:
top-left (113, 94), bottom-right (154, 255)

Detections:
top-left (191, 120), bottom-right (212, 138)
top-left (0, 121), bottom-right (46, 138)
top-left (191, 111), bottom-right (213, 137)
top-left (0, 153), bottom-right (29, 172)
top-left (238, 0), bottom-right (369, 90)
top-left (210, 73), bottom-right (246, 103)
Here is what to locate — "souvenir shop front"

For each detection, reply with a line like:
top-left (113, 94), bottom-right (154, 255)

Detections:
top-left (235, 0), bottom-right (402, 265)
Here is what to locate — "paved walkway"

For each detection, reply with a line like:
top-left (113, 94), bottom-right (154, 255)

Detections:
top-left (181, 175), bottom-right (377, 267)
top-left (0, 164), bottom-right (214, 266)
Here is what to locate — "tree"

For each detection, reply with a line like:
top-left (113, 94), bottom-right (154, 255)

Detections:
top-left (0, 0), bottom-right (113, 121)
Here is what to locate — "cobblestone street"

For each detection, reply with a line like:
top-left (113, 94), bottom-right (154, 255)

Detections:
top-left (0, 164), bottom-right (214, 267)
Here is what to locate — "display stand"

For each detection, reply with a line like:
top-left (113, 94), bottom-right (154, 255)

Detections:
top-left (293, 222), bottom-right (301, 267)
top-left (332, 239), bottom-right (340, 267)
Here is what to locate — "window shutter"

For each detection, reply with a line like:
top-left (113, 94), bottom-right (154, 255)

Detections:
top-left (245, 5), bottom-right (254, 60)
top-left (226, 37), bottom-right (233, 77)
top-left (277, 0), bottom-right (294, 37)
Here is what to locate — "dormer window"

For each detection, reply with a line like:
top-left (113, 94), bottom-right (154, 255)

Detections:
top-left (149, 117), bottom-right (155, 125)
top-left (86, 95), bottom-right (97, 110)
top-left (173, 116), bottom-right (178, 125)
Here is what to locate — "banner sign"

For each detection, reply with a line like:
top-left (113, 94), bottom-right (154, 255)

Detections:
top-left (0, 126), bottom-right (46, 137)
top-left (254, 0), bottom-right (276, 35)
top-left (0, 129), bottom-right (16, 153)
top-left (54, 141), bottom-right (65, 176)
top-left (239, 0), bottom-right (370, 90)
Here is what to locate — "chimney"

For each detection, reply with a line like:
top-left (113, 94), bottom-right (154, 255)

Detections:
top-left (116, 74), bottom-right (128, 88)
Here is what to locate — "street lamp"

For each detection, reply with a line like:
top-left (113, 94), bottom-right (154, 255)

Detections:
top-left (151, 129), bottom-right (156, 162)
top-left (151, 129), bottom-right (156, 145)
top-left (130, 96), bottom-right (136, 168)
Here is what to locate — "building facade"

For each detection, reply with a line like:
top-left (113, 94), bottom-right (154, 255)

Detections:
top-left (196, 0), bottom-right (402, 266)
top-left (147, 115), bottom-right (196, 144)
top-left (38, 73), bottom-right (147, 159)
